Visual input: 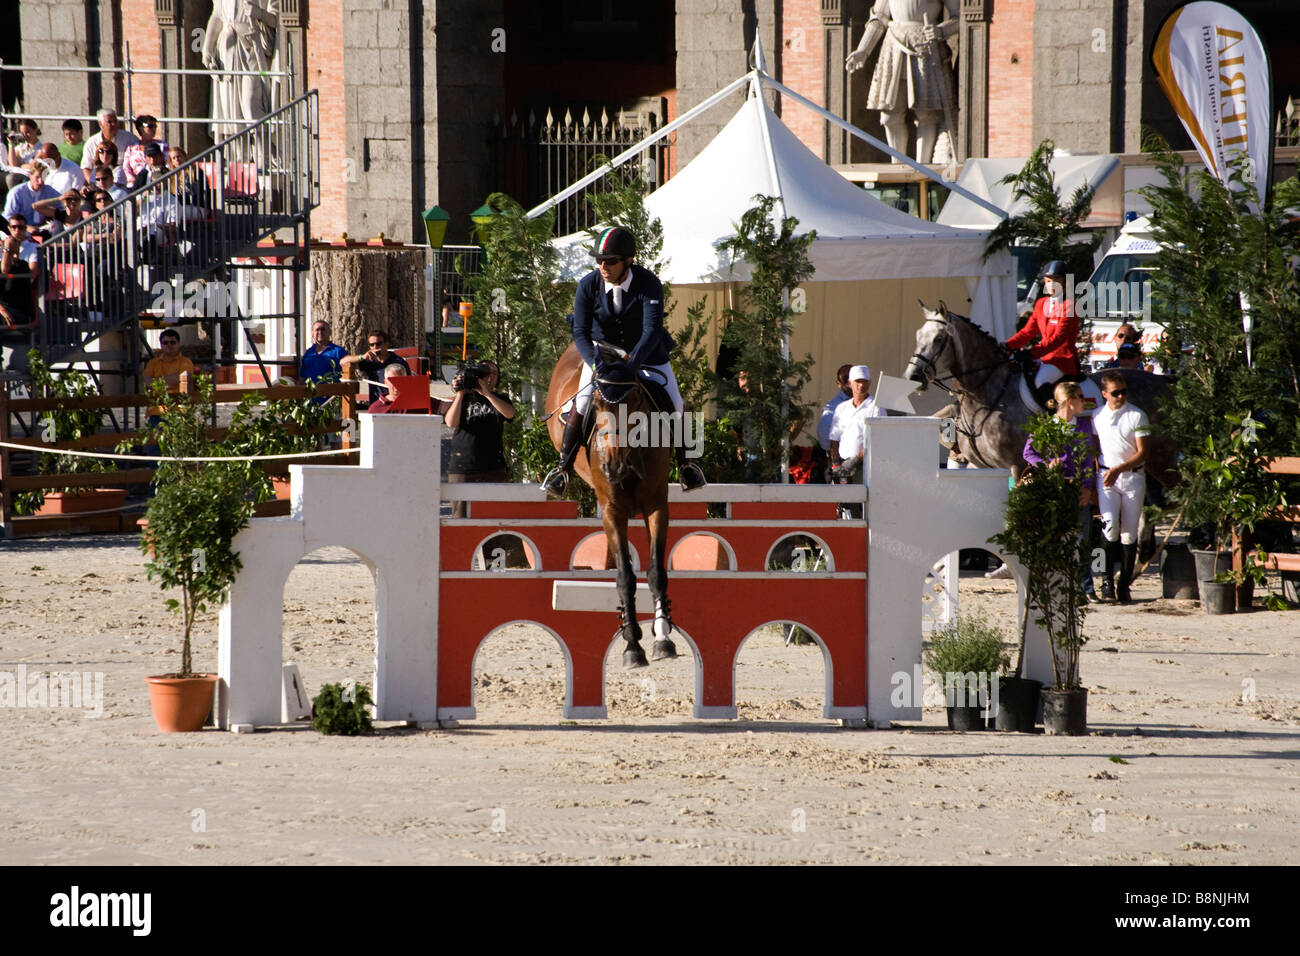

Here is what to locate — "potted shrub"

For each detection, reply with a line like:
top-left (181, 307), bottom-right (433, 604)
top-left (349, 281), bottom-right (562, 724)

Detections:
top-left (1181, 419), bottom-right (1286, 614)
top-left (136, 376), bottom-right (255, 731)
top-left (222, 381), bottom-right (336, 502)
top-left (924, 610), bottom-right (1009, 731)
top-left (13, 350), bottom-right (123, 517)
top-left (991, 413), bottom-right (1092, 735)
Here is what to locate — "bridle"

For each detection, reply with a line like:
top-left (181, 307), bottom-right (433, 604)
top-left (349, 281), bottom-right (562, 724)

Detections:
top-left (914, 313), bottom-right (1018, 452)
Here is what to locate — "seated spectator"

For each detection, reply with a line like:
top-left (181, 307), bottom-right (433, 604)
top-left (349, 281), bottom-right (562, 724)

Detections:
top-left (364, 364), bottom-right (414, 414)
top-left (58, 119), bottom-right (85, 165)
top-left (89, 164), bottom-right (128, 202)
top-left (1, 215), bottom-right (40, 330)
top-left (6, 119), bottom-right (43, 189)
top-left (84, 189), bottom-right (119, 235)
top-left (87, 140), bottom-right (127, 187)
top-left (300, 320), bottom-right (348, 387)
top-left (80, 109), bottom-right (138, 176)
top-left (37, 143), bottom-right (86, 195)
top-left (341, 330), bottom-right (409, 405)
top-left (441, 295), bottom-right (463, 328)
top-left (164, 146), bottom-right (212, 214)
top-left (121, 115), bottom-right (168, 183)
top-left (132, 142), bottom-right (170, 191)
top-left (142, 329), bottom-right (195, 420)
top-left (3, 162), bottom-right (59, 227)
top-left (38, 190), bottom-right (87, 237)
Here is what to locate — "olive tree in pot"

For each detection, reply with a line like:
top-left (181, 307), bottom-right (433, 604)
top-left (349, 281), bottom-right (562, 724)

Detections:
top-left (134, 377), bottom-right (255, 731)
top-left (924, 611), bottom-right (1009, 731)
top-left (990, 414), bottom-right (1092, 735)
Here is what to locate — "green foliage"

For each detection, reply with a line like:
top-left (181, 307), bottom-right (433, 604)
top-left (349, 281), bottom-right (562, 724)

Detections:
top-left (131, 376), bottom-right (255, 677)
top-left (717, 195), bottom-right (816, 481)
top-left (1139, 140), bottom-right (1300, 553)
top-left (223, 383), bottom-right (336, 503)
top-left (924, 610), bottom-right (1011, 678)
top-left (990, 413), bottom-right (1092, 688)
top-left (506, 413), bottom-right (596, 516)
top-left (311, 682), bottom-right (374, 736)
top-left (13, 349), bottom-right (114, 514)
top-left (982, 139), bottom-right (1102, 276)
top-left (460, 193), bottom-right (575, 396)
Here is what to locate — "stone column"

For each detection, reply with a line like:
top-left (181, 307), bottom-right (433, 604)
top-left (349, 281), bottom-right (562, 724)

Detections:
top-left (958, 0), bottom-right (989, 159)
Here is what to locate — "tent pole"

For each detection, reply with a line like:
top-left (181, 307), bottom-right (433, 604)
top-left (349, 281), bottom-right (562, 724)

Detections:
top-left (526, 72), bottom-right (756, 221)
top-left (757, 73), bottom-right (1008, 221)
top-left (749, 38), bottom-right (787, 223)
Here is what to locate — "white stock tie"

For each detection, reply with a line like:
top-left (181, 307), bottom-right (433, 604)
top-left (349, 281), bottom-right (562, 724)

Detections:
top-left (612, 286), bottom-right (623, 314)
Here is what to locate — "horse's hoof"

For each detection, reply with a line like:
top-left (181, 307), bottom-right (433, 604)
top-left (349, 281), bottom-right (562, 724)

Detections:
top-left (623, 644), bottom-right (649, 669)
top-left (650, 639), bottom-right (677, 661)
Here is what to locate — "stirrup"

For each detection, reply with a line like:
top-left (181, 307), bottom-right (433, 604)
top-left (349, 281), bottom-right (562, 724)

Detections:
top-left (679, 461), bottom-right (707, 492)
top-left (542, 467), bottom-right (569, 499)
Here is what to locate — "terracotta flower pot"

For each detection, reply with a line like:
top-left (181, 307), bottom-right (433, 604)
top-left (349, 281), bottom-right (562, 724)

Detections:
top-left (271, 474), bottom-right (292, 500)
top-left (145, 674), bottom-right (218, 732)
top-left (36, 488), bottom-right (128, 515)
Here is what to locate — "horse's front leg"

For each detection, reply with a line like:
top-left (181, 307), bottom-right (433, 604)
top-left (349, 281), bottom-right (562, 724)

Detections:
top-left (645, 501), bottom-right (676, 661)
top-left (606, 507), bottom-right (647, 669)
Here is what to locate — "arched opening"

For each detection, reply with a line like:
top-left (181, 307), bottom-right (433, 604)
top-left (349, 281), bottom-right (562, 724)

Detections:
top-left (765, 533), bottom-right (835, 573)
top-left (470, 622), bottom-right (571, 721)
top-left (571, 532), bottom-right (640, 571)
top-left (470, 533), bottom-right (540, 571)
top-left (733, 622), bottom-right (834, 722)
top-left (281, 545), bottom-right (377, 719)
top-left (601, 623), bottom-right (698, 719)
top-left (668, 532), bottom-right (735, 570)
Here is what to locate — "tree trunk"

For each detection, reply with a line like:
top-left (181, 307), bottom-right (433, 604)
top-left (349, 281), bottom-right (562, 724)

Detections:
top-left (309, 248), bottom-right (427, 354)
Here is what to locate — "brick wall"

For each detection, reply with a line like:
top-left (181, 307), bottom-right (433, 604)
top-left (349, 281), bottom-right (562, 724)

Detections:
top-left (311, 0), bottom-right (347, 239)
top-left (120, 0), bottom-right (162, 119)
top-left (987, 0), bottom-right (1033, 157)
top-left (781, 0), bottom-right (824, 157)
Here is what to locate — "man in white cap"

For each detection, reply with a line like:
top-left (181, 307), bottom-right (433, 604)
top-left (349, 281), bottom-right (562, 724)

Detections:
top-left (828, 364), bottom-right (885, 480)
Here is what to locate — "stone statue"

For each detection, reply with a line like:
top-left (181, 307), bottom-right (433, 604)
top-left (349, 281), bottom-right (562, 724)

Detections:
top-left (201, 0), bottom-right (281, 141)
top-left (846, 0), bottom-right (959, 164)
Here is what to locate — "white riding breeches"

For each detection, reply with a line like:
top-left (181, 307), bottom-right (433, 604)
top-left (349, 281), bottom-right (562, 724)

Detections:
top-left (1034, 362), bottom-right (1064, 389)
top-left (572, 360), bottom-right (684, 415)
top-left (1098, 469), bottom-right (1145, 545)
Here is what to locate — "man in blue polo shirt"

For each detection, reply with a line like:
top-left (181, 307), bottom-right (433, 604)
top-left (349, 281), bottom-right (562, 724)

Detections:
top-left (300, 320), bottom-right (347, 386)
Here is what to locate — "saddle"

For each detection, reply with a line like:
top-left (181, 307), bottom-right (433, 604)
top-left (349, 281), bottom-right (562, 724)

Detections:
top-left (1013, 351), bottom-right (1088, 412)
top-left (592, 341), bottom-right (672, 413)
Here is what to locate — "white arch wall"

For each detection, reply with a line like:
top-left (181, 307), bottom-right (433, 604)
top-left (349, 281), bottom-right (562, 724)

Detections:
top-left (864, 417), bottom-right (1051, 727)
top-left (218, 414), bottom-right (443, 728)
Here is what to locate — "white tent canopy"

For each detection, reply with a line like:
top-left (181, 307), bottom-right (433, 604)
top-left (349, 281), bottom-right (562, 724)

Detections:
top-left (936, 152), bottom-right (1123, 230)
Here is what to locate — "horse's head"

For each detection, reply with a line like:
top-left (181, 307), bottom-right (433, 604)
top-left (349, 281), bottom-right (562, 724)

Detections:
top-left (905, 299), bottom-right (953, 391)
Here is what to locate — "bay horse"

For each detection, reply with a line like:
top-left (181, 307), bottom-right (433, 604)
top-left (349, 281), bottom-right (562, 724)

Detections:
top-left (546, 342), bottom-right (678, 669)
top-left (904, 300), bottom-right (1178, 489)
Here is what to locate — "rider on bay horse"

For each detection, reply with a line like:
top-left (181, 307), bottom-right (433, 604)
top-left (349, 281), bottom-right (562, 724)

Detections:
top-left (542, 226), bottom-right (708, 498)
top-left (1005, 259), bottom-right (1082, 406)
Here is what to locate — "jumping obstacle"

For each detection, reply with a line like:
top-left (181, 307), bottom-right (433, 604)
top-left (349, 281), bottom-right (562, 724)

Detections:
top-left (217, 414), bottom-right (1051, 730)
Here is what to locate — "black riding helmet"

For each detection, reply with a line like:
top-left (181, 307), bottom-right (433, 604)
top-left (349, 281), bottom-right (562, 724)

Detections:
top-left (591, 226), bottom-right (636, 260)
top-left (1040, 260), bottom-right (1068, 279)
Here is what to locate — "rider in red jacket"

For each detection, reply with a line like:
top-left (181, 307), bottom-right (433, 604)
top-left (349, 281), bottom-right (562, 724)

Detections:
top-left (1005, 260), bottom-right (1081, 389)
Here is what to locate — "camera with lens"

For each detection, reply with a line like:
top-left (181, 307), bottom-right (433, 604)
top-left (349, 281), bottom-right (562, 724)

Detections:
top-left (456, 361), bottom-right (491, 391)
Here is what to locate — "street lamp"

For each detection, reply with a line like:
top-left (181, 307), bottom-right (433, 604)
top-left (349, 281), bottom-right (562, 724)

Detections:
top-left (422, 205), bottom-right (450, 248)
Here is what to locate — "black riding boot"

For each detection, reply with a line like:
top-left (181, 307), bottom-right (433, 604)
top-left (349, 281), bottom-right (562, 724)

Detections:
top-left (1101, 541), bottom-right (1119, 601)
top-left (543, 411), bottom-right (586, 499)
top-left (676, 444), bottom-right (707, 492)
top-left (1117, 543), bottom-right (1138, 604)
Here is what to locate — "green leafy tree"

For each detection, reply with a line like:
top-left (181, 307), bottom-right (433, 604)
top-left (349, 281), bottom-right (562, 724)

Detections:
top-left (460, 193), bottom-right (575, 396)
top-left (718, 195), bottom-right (816, 481)
top-left (990, 413), bottom-right (1091, 689)
top-left (132, 376), bottom-right (255, 677)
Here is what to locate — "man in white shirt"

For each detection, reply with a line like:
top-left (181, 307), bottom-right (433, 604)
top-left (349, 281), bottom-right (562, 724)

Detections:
top-left (79, 109), bottom-right (139, 173)
top-left (36, 143), bottom-right (85, 195)
top-left (1093, 370), bottom-right (1150, 602)
top-left (829, 363), bottom-right (886, 481)
top-left (817, 363), bottom-right (852, 452)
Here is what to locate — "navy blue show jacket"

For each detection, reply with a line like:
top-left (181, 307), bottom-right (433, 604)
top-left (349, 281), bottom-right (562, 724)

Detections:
top-left (571, 263), bottom-right (673, 368)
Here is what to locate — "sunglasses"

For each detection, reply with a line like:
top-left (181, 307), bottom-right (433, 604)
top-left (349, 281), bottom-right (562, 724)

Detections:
top-left (368, 340), bottom-right (385, 347)
top-left (596, 256), bottom-right (622, 265)
top-left (8, 223), bottom-right (26, 230)
top-left (1108, 389), bottom-right (1127, 398)
top-left (141, 122), bottom-right (157, 129)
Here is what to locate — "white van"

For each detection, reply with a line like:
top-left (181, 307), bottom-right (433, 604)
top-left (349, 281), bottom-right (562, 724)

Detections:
top-left (1074, 215), bottom-right (1164, 368)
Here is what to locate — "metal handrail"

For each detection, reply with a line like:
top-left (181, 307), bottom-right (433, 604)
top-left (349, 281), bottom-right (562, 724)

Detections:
top-left (33, 90), bottom-right (319, 364)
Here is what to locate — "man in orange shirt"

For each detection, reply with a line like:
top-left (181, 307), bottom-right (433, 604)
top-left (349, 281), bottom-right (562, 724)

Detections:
top-left (142, 329), bottom-right (194, 420)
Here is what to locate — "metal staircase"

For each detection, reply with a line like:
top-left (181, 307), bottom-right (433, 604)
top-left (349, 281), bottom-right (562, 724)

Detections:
top-left (25, 90), bottom-right (319, 383)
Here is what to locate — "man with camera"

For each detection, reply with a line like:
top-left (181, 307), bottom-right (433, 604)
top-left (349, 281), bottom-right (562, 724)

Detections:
top-left (445, 359), bottom-right (516, 518)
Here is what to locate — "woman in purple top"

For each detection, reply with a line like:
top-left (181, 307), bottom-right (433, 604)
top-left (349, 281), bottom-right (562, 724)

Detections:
top-left (1023, 381), bottom-right (1100, 600)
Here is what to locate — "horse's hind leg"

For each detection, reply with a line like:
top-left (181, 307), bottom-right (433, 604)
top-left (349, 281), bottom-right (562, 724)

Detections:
top-left (646, 503), bottom-right (677, 661)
